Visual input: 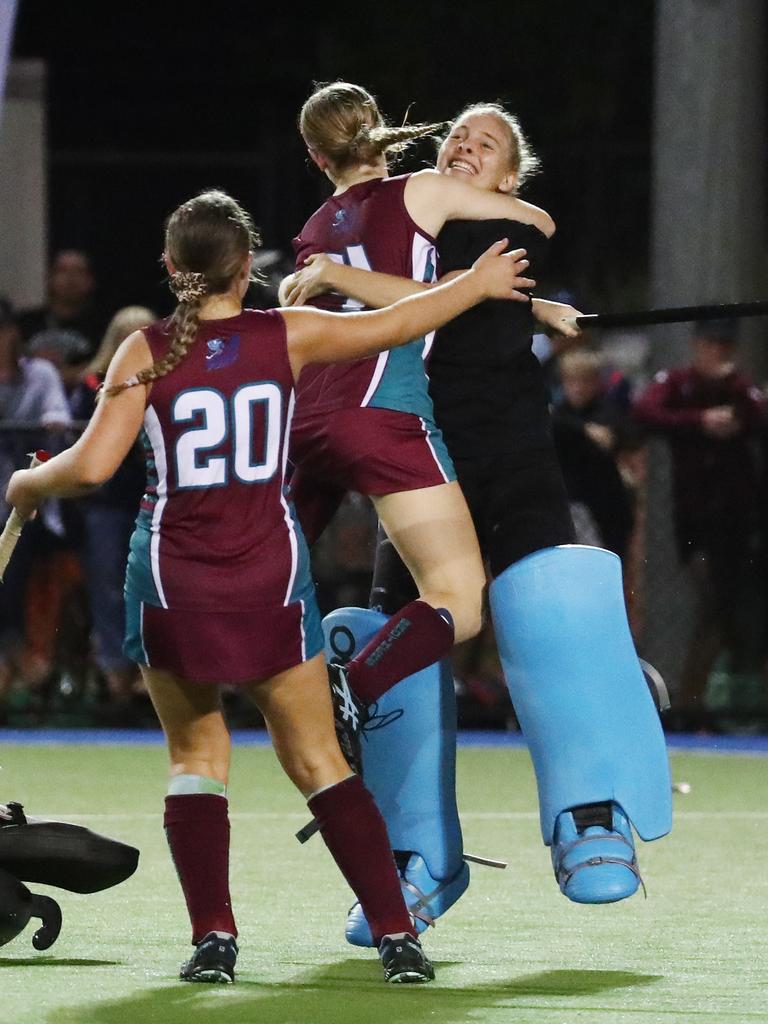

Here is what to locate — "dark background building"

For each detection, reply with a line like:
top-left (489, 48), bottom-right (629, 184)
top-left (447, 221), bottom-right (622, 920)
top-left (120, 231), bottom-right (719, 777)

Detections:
top-left (2, 0), bottom-right (768, 722)
top-left (10, 1), bottom-right (657, 318)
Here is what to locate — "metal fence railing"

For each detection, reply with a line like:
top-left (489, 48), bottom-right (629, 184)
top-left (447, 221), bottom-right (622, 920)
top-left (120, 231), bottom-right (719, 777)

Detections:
top-left (1, 423), bottom-right (766, 731)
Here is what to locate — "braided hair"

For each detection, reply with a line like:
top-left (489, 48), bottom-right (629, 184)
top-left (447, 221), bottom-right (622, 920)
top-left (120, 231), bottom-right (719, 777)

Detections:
top-left (107, 189), bottom-right (259, 395)
top-left (300, 81), bottom-right (446, 173)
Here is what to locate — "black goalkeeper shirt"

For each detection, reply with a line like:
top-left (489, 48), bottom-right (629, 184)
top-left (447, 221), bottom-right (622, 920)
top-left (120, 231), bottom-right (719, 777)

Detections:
top-left (429, 218), bottom-right (552, 457)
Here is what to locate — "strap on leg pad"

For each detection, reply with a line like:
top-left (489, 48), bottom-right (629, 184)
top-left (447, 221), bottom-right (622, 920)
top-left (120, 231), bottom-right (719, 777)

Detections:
top-left (345, 854), bottom-right (471, 947)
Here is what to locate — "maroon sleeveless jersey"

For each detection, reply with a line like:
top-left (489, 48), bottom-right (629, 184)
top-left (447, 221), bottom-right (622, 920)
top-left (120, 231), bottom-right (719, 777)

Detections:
top-left (124, 309), bottom-right (314, 612)
top-left (292, 173), bottom-right (438, 419)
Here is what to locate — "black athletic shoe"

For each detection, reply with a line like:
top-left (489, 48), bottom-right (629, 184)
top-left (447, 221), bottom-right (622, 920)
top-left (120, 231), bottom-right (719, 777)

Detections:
top-left (179, 932), bottom-right (238, 983)
top-left (378, 933), bottom-right (435, 984)
top-left (328, 663), bottom-right (368, 775)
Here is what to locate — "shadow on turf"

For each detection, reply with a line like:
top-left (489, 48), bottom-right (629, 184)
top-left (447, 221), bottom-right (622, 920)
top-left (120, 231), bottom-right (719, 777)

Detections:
top-left (48, 959), bottom-right (662, 1024)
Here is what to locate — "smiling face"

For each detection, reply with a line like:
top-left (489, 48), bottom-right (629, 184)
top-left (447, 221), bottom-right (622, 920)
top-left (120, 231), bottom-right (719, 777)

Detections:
top-left (437, 111), bottom-right (518, 193)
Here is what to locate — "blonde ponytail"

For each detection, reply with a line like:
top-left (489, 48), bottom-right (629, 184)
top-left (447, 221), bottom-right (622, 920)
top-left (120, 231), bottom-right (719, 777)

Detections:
top-left (301, 81), bottom-right (445, 172)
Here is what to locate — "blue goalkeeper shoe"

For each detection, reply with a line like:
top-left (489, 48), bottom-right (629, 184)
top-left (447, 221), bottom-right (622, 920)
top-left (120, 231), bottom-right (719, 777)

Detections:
top-left (552, 802), bottom-right (643, 904)
top-left (346, 852), bottom-right (470, 947)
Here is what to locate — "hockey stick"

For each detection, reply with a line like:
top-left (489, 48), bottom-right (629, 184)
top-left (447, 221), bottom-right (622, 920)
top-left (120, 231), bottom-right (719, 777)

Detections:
top-left (0, 450), bottom-right (51, 582)
top-left (575, 300), bottom-right (768, 331)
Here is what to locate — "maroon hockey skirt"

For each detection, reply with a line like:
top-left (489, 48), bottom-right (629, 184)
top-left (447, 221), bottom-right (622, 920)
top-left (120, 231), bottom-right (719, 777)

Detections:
top-left (123, 592), bottom-right (324, 685)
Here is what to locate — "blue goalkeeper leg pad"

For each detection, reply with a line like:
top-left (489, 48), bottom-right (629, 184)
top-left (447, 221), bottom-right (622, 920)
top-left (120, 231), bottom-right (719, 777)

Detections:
top-left (323, 608), bottom-right (468, 947)
top-left (489, 545), bottom-right (672, 905)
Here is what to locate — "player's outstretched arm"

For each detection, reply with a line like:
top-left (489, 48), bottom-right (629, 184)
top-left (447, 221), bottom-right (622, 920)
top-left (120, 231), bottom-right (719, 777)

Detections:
top-left (405, 169), bottom-right (556, 240)
top-left (283, 247), bottom-right (535, 311)
top-left (283, 241), bottom-right (530, 375)
top-left (5, 331), bottom-right (151, 519)
top-left (281, 253), bottom-right (430, 309)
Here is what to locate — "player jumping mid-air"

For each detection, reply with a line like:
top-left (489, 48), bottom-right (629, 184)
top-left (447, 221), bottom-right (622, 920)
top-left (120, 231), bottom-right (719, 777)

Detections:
top-left (285, 98), bottom-right (672, 945)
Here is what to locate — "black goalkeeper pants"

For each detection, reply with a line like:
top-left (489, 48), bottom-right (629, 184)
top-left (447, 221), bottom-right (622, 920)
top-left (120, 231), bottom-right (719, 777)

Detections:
top-left (370, 447), bottom-right (576, 614)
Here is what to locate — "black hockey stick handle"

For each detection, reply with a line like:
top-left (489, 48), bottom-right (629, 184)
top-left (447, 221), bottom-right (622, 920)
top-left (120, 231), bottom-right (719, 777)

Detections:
top-left (0, 450), bottom-right (51, 582)
top-left (575, 300), bottom-right (768, 331)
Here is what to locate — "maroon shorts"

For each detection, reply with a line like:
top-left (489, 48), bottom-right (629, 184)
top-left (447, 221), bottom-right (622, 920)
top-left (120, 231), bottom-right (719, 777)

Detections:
top-left (288, 406), bottom-right (456, 545)
top-left (123, 589), bottom-right (323, 685)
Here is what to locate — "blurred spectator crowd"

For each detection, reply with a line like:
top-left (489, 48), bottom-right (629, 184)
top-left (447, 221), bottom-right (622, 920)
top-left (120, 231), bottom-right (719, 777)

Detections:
top-left (1, 254), bottom-right (767, 734)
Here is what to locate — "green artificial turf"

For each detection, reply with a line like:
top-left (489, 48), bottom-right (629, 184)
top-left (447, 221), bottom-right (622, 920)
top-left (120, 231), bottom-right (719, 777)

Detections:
top-left (0, 743), bottom-right (765, 1024)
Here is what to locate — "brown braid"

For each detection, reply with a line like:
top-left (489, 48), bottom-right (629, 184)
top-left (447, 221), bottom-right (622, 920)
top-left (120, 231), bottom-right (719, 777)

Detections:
top-left (352, 121), bottom-right (448, 161)
top-left (300, 81), bottom-right (446, 172)
top-left (104, 295), bottom-right (205, 396)
top-left (105, 189), bottom-right (258, 397)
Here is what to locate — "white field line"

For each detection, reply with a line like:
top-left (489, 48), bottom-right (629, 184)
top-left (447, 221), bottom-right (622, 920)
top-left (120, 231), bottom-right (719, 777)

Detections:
top-left (28, 810), bottom-right (768, 822)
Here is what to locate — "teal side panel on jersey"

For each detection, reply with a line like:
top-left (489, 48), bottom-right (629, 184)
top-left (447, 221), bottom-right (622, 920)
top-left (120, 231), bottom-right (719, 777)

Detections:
top-left (286, 505), bottom-right (314, 603)
top-left (122, 593), bottom-right (148, 666)
top-left (418, 417), bottom-right (456, 484)
top-left (367, 339), bottom-right (435, 419)
top-left (123, 516), bottom-right (162, 607)
top-left (322, 607), bottom-right (464, 881)
top-left (489, 545), bottom-right (672, 845)
top-left (287, 509), bottom-right (324, 660)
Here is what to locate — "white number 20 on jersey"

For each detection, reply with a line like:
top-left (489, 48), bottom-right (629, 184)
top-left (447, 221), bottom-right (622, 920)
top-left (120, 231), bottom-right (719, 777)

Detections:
top-left (172, 383), bottom-right (282, 489)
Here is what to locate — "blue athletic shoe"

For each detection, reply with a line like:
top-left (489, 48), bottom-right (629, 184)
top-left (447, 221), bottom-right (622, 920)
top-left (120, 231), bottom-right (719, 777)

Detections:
top-left (552, 802), bottom-right (642, 904)
top-left (346, 853), bottom-right (470, 947)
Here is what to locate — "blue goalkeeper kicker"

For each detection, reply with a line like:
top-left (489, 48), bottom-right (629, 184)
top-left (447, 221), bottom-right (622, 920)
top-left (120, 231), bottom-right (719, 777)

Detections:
top-left (323, 608), bottom-right (469, 947)
top-left (489, 545), bottom-right (672, 904)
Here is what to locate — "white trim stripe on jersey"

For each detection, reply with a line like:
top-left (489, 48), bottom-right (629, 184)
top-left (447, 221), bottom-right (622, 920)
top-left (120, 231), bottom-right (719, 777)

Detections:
top-left (360, 230), bottom-right (436, 407)
top-left (279, 390), bottom-right (299, 606)
top-left (360, 351), bottom-right (389, 408)
top-left (139, 602), bottom-right (150, 666)
top-left (298, 598), bottom-right (307, 662)
top-left (419, 416), bottom-right (450, 483)
top-left (143, 405), bottom-right (169, 609)
top-left (412, 234), bottom-right (438, 361)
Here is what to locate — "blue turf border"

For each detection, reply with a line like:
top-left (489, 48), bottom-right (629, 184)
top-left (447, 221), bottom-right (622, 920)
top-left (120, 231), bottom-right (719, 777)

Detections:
top-left (1, 728), bottom-right (767, 755)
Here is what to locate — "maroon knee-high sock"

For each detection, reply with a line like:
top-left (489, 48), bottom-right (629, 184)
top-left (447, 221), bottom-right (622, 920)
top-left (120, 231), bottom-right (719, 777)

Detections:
top-left (308, 775), bottom-right (414, 944)
top-left (346, 600), bottom-right (454, 704)
top-left (164, 794), bottom-right (237, 943)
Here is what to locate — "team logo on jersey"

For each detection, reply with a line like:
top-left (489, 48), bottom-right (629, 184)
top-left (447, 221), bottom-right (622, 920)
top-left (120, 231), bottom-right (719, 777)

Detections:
top-left (205, 334), bottom-right (240, 370)
top-left (332, 208), bottom-right (347, 229)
